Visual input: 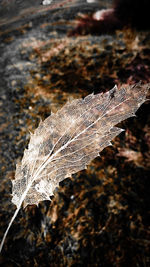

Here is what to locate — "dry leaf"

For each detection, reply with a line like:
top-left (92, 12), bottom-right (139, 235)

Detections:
top-left (0, 83), bottom-right (149, 252)
top-left (117, 148), bottom-right (144, 167)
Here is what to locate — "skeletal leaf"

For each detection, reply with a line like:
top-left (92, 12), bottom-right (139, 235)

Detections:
top-left (0, 83), bottom-right (149, 252)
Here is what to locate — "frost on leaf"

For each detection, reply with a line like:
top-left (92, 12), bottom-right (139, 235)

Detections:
top-left (12, 83), bottom-right (149, 209)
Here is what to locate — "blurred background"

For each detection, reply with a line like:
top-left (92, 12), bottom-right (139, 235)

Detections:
top-left (0, 0), bottom-right (150, 266)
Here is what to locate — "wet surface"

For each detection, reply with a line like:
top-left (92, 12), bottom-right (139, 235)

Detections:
top-left (0, 1), bottom-right (150, 266)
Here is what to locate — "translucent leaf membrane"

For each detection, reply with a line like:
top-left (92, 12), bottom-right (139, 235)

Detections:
top-left (0, 82), bottom-right (149, 253)
top-left (12, 83), bottom-right (149, 208)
